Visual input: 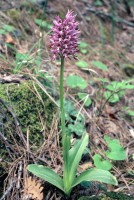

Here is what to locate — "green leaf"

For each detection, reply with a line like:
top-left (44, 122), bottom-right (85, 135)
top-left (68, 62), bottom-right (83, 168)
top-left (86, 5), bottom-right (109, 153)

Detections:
top-left (93, 154), bottom-right (113, 171)
top-left (27, 164), bottom-right (64, 191)
top-left (105, 81), bottom-right (134, 91)
top-left (104, 91), bottom-right (119, 103)
top-left (110, 94), bottom-right (119, 103)
top-left (68, 123), bottom-right (85, 136)
top-left (123, 84), bottom-right (134, 89)
top-left (104, 136), bottom-right (112, 143)
top-left (92, 61), bottom-right (108, 71)
top-left (0, 29), bottom-right (6, 34)
top-left (75, 60), bottom-right (89, 68)
top-left (106, 85), bottom-right (115, 91)
top-left (106, 149), bottom-right (126, 160)
top-left (104, 136), bottom-right (126, 160)
top-left (79, 41), bottom-right (88, 48)
top-left (64, 100), bottom-right (75, 114)
top-left (66, 75), bottom-right (87, 90)
top-left (34, 19), bottom-right (52, 29)
top-left (78, 93), bottom-right (92, 107)
top-left (80, 49), bottom-right (88, 54)
top-left (73, 168), bottom-right (118, 187)
top-left (67, 133), bottom-right (89, 185)
top-left (3, 24), bottom-right (15, 32)
top-left (95, 0), bottom-right (103, 6)
top-left (118, 90), bottom-right (125, 98)
top-left (127, 110), bottom-right (134, 117)
top-left (104, 91), bottom-right (111, 99)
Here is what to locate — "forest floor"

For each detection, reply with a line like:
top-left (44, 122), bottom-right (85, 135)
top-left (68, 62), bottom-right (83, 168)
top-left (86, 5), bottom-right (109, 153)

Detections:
top-left (0, 0), bottom-right (134, 199)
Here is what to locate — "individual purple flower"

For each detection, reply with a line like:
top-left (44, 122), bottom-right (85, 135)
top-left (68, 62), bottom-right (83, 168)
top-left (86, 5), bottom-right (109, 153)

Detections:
top-left (50, 10), bottom-right (80, 60)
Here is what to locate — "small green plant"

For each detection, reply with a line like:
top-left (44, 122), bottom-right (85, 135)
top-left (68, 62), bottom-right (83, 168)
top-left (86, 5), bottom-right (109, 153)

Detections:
top-left (93, 154), bottom-right (113, 171)
top-left (34, 18), bottom-right (52, 30)
top-left (104, 136), bottom-right (126, 160)
top-left (104, 80), bottom-right (134, 103)
top-left (92, 61), bottom-right (108, 71)
top-left (95, 0), bottom-right (103, 6)
top-left (66, 74), bottom-right (87, 89)
top-left (0, 24), bottom-right (15, 34)
top-left (64, 100), bottom-right (86, 136)
top-left (66, 75), bottom-right (92, 107)
top-left (28, 10), bottom-right (117, 198)
top-left (14, 52), bottom-right (32, 73)
top-left (77, 93), bottom-right (92, 107)
top-left (93, 136), bottom-right (126, 171)
top-left (127, 110), bottom-right (134, 117)
top-left (14, 38), bottom-right (44, 74)
top-left (75, 60), bottom-right (89, 68)
top-left (79, 41), bottom-right (88, 54)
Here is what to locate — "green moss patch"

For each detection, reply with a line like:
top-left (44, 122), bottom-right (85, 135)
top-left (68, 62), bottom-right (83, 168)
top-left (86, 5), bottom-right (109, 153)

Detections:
top-left (0, 80), bottom-right (56, 149)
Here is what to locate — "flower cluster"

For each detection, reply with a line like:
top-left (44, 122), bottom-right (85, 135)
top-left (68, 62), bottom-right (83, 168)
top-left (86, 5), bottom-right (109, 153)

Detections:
top-left (50, 10), bottom-right (80, 60)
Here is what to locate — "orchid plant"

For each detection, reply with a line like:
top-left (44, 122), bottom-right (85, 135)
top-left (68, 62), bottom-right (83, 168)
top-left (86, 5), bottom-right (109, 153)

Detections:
top-left (27, 10), bottom-right (118, 197)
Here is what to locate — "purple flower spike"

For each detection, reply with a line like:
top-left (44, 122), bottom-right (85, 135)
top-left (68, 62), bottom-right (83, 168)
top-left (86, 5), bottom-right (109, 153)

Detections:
top-left (50, 10), bottom-right (80, 60)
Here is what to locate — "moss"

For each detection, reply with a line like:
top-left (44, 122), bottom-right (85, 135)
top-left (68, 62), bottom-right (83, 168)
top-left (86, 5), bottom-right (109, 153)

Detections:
top-left (7, 9), bottom-right (21, 20)
top-left (78, 192), bottom-right (133, 200)
top-left (0, 80), bottom-right (56, 148)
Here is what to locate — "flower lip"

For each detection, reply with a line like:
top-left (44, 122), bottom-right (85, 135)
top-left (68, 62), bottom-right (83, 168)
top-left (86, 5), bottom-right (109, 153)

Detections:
top-left (50, 10), bottom-right (80, 60)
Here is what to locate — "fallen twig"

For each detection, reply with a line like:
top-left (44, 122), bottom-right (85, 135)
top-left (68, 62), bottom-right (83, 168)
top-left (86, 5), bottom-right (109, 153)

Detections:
top-left (0, 179), bottom-right (16, 200)
top-left (0, 98), bottom-right (27, 147)
top-left (0, 130), bottom-right (18, 155)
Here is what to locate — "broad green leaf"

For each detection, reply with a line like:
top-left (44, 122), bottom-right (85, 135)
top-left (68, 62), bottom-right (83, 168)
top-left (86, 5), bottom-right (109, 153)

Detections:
top-left (92, 61), bottom-right (108, 71)
top-left (68, 123), bottom-right (85, 136)
top-left (106, 85), bottom-right (115, 91)
top-left (106, 81), bottom-right (134, 91)
top-left (64, 100), bottom-right (75, 115)
top-left (66, 75), bottom-right (87, 90)
top-left (110, 94), bottom-right (119, 103)
top-left (3, 24), bottom-right (15, 32)
top-left (78, 93), bottom-right (92, 107)
top-left (106, 82), bottom-right (122, 91)
top-left (104, 136), bottom-right (126, 160)
top-left (79, 41), bottom-right (88, 48)
top-left (127, 110), bottom-right (134, 117)
top-left (118, 90), bottom-right (125, 98)
top-left (106, 149), bottom-right (126, 160)
top-left (104, 135), bottom-right (112, 143)
top-left (123, 84), bottom-right (134, 89)
top-left (73, 168), bottom-right (118, 187)
top-left (75, 60), bottom-right (89, 68)
top-left (27, 164), bottom-right (64, 191)
top-left (67, 133), bottom-right (89, 185)
top-left (95, 0), bottom-right (103, 6)
top-left (93, 154), bottom-right (112, 171)
top-left (0, 29), bottom-right (6, 34)
top-left (80, 49), bottom-right (88, 54)
top-left (104, 91), bottom-right (111, 99)
top-left (104, 91), bottom-right (119, 103)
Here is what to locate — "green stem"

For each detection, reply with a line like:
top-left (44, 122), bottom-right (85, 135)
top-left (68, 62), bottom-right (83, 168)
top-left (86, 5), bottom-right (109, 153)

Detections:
top-left (60, 56), bottom-right (71, 195)
top-left (60, 56), bottom-right (65, 141)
